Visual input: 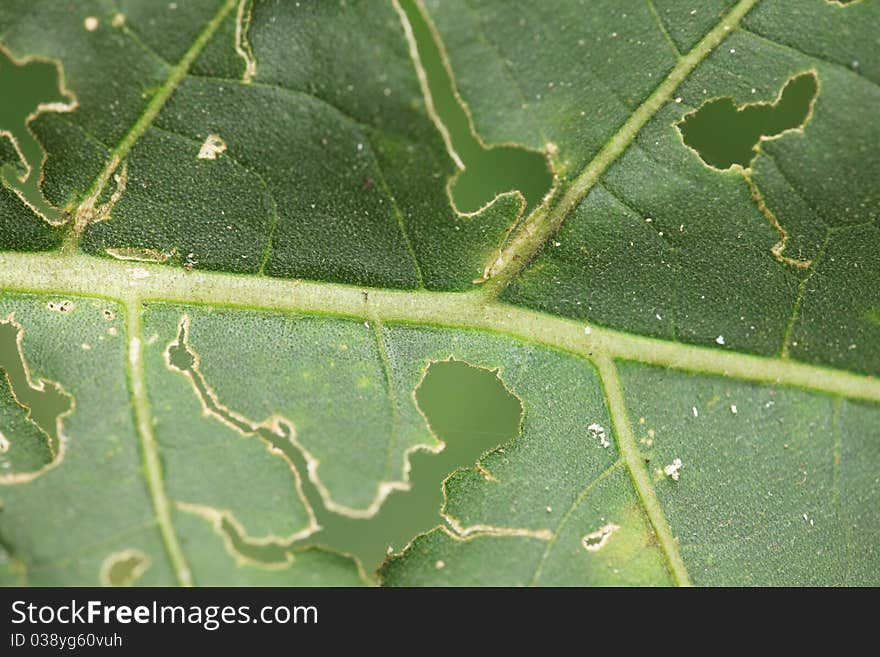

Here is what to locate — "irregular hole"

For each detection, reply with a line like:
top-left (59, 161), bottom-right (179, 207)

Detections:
top-left (398, 0), bottom-right (553, 216)
top-left (0, 47), bottom-right (74, 223)
top-left (581, 522), bottom-right (620, 552)
top-left (677, 72), bottom-right (818, 170)
top-left (289, 358), bottom-right (522, 573)
top-left (100, 550), bottom-right (150, 587)
top-left (0, 374), bottom-right (52, 474)
top-left (169, 319), bottom-right (523, 578)
top-left (0, 319), bottom-right (72, 480)
top-left (0, 321), bottom-right (70, 445)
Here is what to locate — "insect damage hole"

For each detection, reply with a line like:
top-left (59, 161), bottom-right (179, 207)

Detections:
top-left (100, 550), bottom-right (151, 587)
top-left (581, 523), bottom-right (620, 552)
top-left (0, 318), bottom-right (73, 482)
top-left (676, 72), bottom-right (818, 170)
top-left (46, 300), bottom-right (75, 313)
top-left (198, 134), bottom-right (227, 160)
top-left (395, 0), bottom-right (552, 217)
top-left (0, 48), bottom-right (77, 226)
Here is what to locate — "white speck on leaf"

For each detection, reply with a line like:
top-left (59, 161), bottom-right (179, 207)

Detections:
top-left (664, 458), bottom-right (683, 481)
top-left (730, 404), bottom-right (737, 414)
top-left (587, 423), bottom-right (610, 448)
top-left (716, 335), bottom-right (725, 345)
top-left (692, 406), bottom-right (699, 418)
top-left (198, 134), bottom-right (227, 160)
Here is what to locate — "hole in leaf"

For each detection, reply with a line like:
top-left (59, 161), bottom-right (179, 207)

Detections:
top-left (0, 48), bottom-right (73, 222)
top-left (101, 550), bottom-right (150, 586)
top-left (399, 0), bottom-right (553, 216)
top-left (170, 321), bottom-right (523, 578)
top-left (0, 319), bottom-right (71, 476)
top-left (290, 359), bottom-right (522, 575)
top-left (677, 72), bottom-right (818, 170)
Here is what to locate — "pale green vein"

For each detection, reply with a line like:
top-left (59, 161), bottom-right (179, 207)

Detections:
top-left (739, 26), bottom-right (880, 90)
top-left (594, 356), bottom-right (691, 587)
top-left (370, 318), bottom-right (403, 482)
top-left (644, 0), bottom-right (682, 60)
top-left (781, 230), bottom-right (830, 358)
top-left (361, 132), bottom-right (425, 288)
top-left (482, 0), bottom-right (761, 294)
top-left (1, 251), bottom-right (879, 404)
top-left (528, 460), bottom-right (623, 586)
top-left (258, 181), bottom-right (281, 275)
top-left (831, 397), bottom-right (842, 510)
top-left (67, 0), bottom-right (238, 243)
top-left (145, 123), bottom-right (280, 276)
top-left (124, 300), bottom-right (192, 587)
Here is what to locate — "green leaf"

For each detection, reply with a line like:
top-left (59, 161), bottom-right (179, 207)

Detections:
top-left (0, 0), bottom-right (877, 586)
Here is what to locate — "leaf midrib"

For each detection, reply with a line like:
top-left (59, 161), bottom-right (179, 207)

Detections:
top-left (5, 0), bottom-right (870, 586)
top-left (3, 251), bottom-right (877, 403)
top-left (9, 249), bottom-right (877, 586)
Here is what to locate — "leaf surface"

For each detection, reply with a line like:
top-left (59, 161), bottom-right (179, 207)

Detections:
top-left (0, 0), bottom-right (877, 586)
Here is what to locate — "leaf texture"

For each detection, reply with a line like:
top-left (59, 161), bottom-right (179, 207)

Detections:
top-left (0, 0), bottom-right (877, 586)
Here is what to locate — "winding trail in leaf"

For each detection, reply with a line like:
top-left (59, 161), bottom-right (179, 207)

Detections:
top-left (4, 250), bottom-right (880, 583)
top-left (165, 314), bottom-right (546, 578)
top-left (3, 0), bottom-right (877, 586)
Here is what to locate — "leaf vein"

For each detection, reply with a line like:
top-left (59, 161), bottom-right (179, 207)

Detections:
top-left (528, 459), bottom-right (623, 586)
top-left (124, 300), bottom-right (193, 586)
top-left (739, 26), bottom-right (880, 90)
top-left (595, 355), bottom-right (692, 586)
top-left (482, 0), bottom-right (762, 294)
top-left (644, 0), bottom-right (682, 60)
top-left (71, 0), bottom-right (239, 241)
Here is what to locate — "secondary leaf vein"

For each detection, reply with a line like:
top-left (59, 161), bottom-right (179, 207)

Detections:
top-left (482, 0), bottom-right (762, 294)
